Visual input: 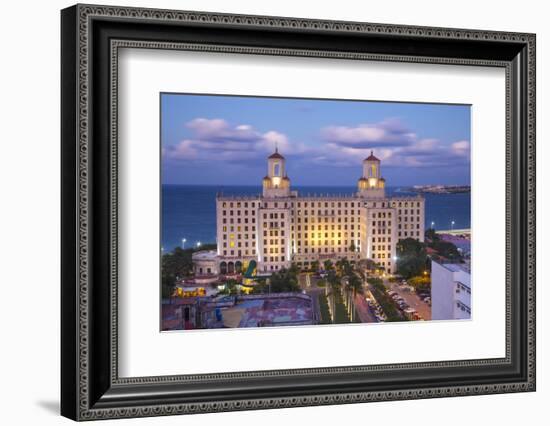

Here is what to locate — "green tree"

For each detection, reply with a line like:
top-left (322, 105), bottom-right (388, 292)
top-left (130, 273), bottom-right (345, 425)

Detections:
top-left (425, 228), bottom-right (440, 242)
top-left (311, 260), bottom-right (320, 272)
top-left (349, 242), bottom-right (357, 252)
top-left (396, 238), bottom-right (428, 279)
top-left (219, 279), bottom-right (240, 295)
top-left (409, 275), bottom-right (431, 294)
top-left (348, 273), bottom-right (363, 296)
top-left (269, 267), bottom-right (300, 293)
top-left (323, 259), bottom-right (334, 271)
top-left (429, 240), bottom-right (462, 261)
top-left (336, 257), bottom-right (353, 277)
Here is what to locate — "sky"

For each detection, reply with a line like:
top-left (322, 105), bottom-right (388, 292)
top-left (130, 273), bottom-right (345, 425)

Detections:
top-left (161, 93), bottom-right (471, 186)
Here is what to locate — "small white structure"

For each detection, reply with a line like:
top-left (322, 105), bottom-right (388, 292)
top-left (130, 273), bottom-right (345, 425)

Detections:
top-left (431, 260), bottom-right (471, 320)
top-left (192, 250), bottom-right (219, 276)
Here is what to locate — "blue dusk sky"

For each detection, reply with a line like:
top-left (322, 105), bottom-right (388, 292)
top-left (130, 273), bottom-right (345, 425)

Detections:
top-left (161, 93), bottom-right (471, 187)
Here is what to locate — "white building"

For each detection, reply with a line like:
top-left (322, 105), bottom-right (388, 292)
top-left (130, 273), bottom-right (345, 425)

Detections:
top-left (431, 260), bottom-right (471, 320)
top-left (214, 149), bottom-right (425, 275)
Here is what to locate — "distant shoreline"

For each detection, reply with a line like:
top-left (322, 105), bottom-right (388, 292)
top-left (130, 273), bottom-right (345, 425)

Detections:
top-left (406, 185), bottom-right (471, 194)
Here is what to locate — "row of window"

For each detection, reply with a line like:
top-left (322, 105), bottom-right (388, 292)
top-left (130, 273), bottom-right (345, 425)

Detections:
top-left (263, 212), bottom-right (285, 219)
top-left (263, 229), bottom-right (285, 237)
top-left (295, 224), bottom-right (357, 231)
top-left (296, 201), bottom-right (359, 208)
top-left (372, 228), bottom-right (391, 235)
top-left (296, 210), bottom-right (361, 216)
top-left (222, 209), bottom-right (258, 216)
top-left (221, 225), bottom-right (256, 232)
top-left (456, 282), bottom-right (471, 295)
top-left (263, 256), bottom-right (286, 263)
top-left (295, 247), bottom-right (356, 254)
top-left (368, 201), bottom-right (422, 208)
top-left (399, 224), bottom-right (421, 230)
top-left (297, 239), bottom-right (358, 247)
top-left (455, 301), bottom-right (471, 314)
top-left (295, 216), bottom-right (359, 224)
top-left (263, 239), bottom-right (285, 246)
top-left (398, 216), bottom-right (422, 223)
top-left (222, 249), bottom-right (255, 256)
top-left (296, 232), bottom-right (357, 239)
top-left (398, 231), bottom-right (421, 238)
top-left (220, 199), bottom-right (422, 210)
top-left (372, 245), bottom-right (392, 252)
top-left (263, 221), bottom-right (285, 228)
top-left (221, 202), bottom-right (257, 208)
top-left (264, 247), bottom-right (284, 254)
top-left (222, 218), bottom-right (256, 225)
top-left (222, 241), bottom-right (254, 248)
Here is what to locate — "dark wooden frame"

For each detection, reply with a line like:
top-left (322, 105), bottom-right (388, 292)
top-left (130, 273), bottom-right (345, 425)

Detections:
top-left (61, 4), bottom-right (536, 421)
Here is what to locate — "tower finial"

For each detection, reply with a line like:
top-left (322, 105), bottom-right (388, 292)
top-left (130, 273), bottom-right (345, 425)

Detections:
top-left (370, 150), bottom-right (373, 156)
top-left (275, 141), bottom-right (278, 153)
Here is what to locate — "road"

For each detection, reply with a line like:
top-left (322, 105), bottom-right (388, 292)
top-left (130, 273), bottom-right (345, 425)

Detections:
top-left (299, 273), bottom-right (323, 323)
top-left (354, 293), bottom-right (378, 323)
top-left (299, 272), bottom-right (379, 324)
top-left (383, 279), bottom-right (432, 320)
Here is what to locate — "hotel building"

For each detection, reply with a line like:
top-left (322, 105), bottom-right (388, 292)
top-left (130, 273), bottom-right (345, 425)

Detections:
top-left (214, 149), bottom-right (425, 275)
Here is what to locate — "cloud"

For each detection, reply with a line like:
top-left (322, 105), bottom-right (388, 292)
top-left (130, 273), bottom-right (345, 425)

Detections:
top-left (185, 118), bottom-right (260, 143)
top-left (164, 117), bottom-right (470, 173)
top-left (321, 118), bottom-right (417, 149)
top-left (451, 140), bottom-right (470, 157)
top-left (316, 119), bottom-right (469, 169)
top-left (165, 119), bottom-right (293, 163)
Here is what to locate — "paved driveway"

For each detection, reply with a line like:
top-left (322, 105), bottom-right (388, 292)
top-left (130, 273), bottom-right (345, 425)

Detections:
top-left (383, 279), bottom-right (432, 320)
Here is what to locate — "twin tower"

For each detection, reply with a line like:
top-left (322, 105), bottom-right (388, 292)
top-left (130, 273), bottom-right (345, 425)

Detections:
top-left (262, 148), bottom-right (386, 198)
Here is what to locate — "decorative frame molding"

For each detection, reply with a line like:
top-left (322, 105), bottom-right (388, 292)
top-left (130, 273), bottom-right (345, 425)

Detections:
top-left (61, 4), bottom-right (536, 421)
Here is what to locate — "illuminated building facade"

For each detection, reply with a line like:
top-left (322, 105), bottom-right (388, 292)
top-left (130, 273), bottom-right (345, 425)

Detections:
top-left (214, 149), bottom-right (425, 274)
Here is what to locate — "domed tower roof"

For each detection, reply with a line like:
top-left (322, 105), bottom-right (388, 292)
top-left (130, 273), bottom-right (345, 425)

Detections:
top-left (268, 147), bottom-right (285, 160)
top-left (364, 150), bottom-right (380, 162)
top-left (263, 175), bottom-right (271, 181)
top-left (358, 177), bottom-right (367, 182)
top-left (282, 175), bottom-right (290, 181)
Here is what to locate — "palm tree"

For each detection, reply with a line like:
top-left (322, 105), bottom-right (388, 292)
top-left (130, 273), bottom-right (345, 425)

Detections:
top-left (347, 273), bottom-right (363, 320)
top-left (326, 270), bottom-right (340, 323)
top-left (311, 260), bottom-right (320, 273)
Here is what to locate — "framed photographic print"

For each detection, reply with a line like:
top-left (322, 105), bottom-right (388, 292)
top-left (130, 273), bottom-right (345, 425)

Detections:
top-left (61, 4), bottom-right (536, 421)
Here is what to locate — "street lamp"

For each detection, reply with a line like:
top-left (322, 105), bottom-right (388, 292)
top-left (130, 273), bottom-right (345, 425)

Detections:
top-left (431, 221), bottom-right (435, 229)
top-left (197, 241), bottom-right (202, 248)
top-left (451, 220), bottom-right (455, 231)
top-left (181, 238), bottom-right (187, 249)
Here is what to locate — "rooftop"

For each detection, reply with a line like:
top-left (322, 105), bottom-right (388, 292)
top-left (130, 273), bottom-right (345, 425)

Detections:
top-left (442, 262), bottom-right (471, 274)
top-left (192, 250), bottom-right (218, 261)
top-left (268, 147), bottom-right (285, 160)
top-left (365, 150), bottom-right (380, 162)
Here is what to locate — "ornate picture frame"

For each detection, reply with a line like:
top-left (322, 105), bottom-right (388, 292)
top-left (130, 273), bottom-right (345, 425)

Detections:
top-left (61, 4), bottom-right (535, 420)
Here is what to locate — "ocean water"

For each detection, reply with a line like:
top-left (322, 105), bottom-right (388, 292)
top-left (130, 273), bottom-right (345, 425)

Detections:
top-left (162, 185), bottom-right (471, 251)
